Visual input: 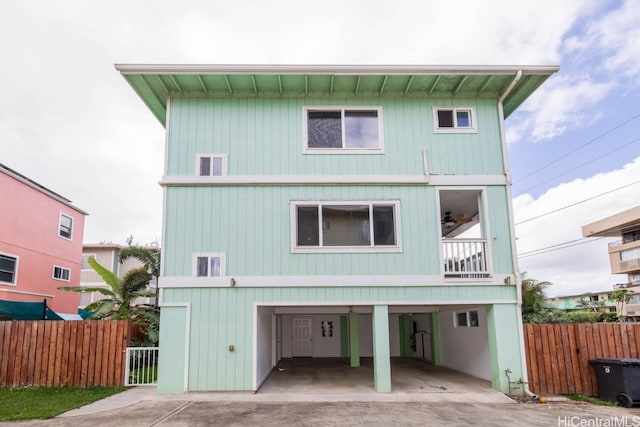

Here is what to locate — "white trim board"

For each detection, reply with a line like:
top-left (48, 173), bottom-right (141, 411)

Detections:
top-left (159, 274), bottom-right (516, 288)
top-left (159, 174), bottom-right (508, 186)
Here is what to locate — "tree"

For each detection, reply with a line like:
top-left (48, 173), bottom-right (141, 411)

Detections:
top-left (59, 257), bottom-right (159, 344)
top-left (118, 244), bottom-right (161, 308)
top-left (521, 275), bottom-right (552, 323)
top-left (576, 293), bottom-right (608, 313)
top-left (609, 289), bottom-right (634, 322)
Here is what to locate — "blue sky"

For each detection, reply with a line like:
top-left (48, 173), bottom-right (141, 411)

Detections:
top-left (0, 0), bottom-right (638, 297)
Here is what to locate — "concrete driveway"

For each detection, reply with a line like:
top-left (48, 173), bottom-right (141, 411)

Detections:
top-left (4, 397), bottom-right (638, 427)
top-left (2, 359), bottom-right (637, 426)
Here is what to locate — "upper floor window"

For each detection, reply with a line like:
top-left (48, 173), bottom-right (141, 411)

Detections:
top-left (194, 253), bottom-right (225, 277)
top-left (58, 213), bottom-right (73, 240)
top-left (303, 107), bottom-right (383, 153)
top-left (197, 154), bottom-right (227, 176)
top-left (0, 253), bottom-right (18, 285)
top-left (622, 229), bottom-right (640, 244)
top-left (53, 265), bottom-right (71, 282)
top-left (433, 107), bottom-right (477, 133)
top-left (292, 201), bottom-right (400, 252)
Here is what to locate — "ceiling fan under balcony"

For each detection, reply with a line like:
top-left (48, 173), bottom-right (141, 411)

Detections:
top-left (442, 212), bottom-right (473, 228)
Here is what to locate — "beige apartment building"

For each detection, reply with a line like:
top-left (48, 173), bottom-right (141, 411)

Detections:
top-left (583, 206), bottom-right (640, 321)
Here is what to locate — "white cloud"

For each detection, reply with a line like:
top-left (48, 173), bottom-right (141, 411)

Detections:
top-left (514, 157), bottom-right (640, 297)
top-left (507, 74), bottom-right (613, 143)
top-left (566, 0), bottom-right (640, 81)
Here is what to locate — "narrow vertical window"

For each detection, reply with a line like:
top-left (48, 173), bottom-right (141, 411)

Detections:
top-left (59, 213), bottom-right (73, 239)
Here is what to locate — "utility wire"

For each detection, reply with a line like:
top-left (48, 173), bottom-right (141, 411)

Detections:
top-left (514, 111), bottom-right (640, 184)
top-left (515, 179), bottom-right (640, 225)
top-left (519, 135), bottom-right (640, 193)
top-left (518, 236), bottom-right (607, 259)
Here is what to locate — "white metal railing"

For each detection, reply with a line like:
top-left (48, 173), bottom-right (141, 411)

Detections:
top-left (609, 240), bottom-right (623, 248)
top-left (125, 347), bottom-right (159, 386)
top-left (442, 238), bottom-right (489, 278)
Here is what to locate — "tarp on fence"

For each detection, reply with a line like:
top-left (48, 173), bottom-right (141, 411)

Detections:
top-left (0, 299), bottom-right (63, 320)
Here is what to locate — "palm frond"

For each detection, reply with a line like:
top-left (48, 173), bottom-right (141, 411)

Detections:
top-left (58, 286), bottom-right (116, 297)
top-left (87, 257), bottom-right (122, 295)
top-left (119, 246), bottom-right (160, 276)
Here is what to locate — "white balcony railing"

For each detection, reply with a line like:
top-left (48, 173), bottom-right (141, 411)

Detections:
top-left (442, 238), bottom-right (489, 278)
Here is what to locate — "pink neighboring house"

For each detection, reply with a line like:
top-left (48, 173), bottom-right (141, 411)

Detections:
top-left (0, 163), bottom-right (88, 314)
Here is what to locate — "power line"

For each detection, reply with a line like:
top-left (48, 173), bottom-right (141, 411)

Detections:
top-left (514, 111), bottom-right (640, 183)
top-left (518, 135), bottom-right (640, 194)
top-left (518, 236), bottom-right (607, 259)
top-left (515, 179), bottom-right (640, 225)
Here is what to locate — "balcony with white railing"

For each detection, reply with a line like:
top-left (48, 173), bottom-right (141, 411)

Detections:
top-left (442, 238), bottom-right (490, 278)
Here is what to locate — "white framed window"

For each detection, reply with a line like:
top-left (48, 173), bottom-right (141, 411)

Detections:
top-left (81, 254), bottom-right (96, 270)
top-left (303, 106), bottom-right (383, 153)
top-left (53, 265), bottom-right (71, 282)
top-left (0, 253), bottom-right (18, 285)
top-left (433, 107), bottom-right (477, 133)
top-left (197, 154), bottom-right (227, 176)
top-left (291, 201), bottom-right (401, 252)
top-left (193, 253), bottom-right (225, 277)
top-left (455, 310), bottom-right (479, 327)
top-left (58, 213), bottom-right (74, 240)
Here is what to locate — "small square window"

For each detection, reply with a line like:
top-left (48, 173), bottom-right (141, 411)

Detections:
top-left (53, 265), bottom-right (70, 282)
top-left (194, 253), bottom-right (225, 277)
top-left (59, 213), bottom-right (73, 240)
top-left (433, 107), bottom-right (476, 133)
top-left (455, 310), bottom-right (480, 327)
top-left (197, 155), bottom-right (227, 176)
top-left (0, 254), bottom-right (18, 284)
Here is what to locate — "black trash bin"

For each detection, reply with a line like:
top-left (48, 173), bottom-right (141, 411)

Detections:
top-left (589, 358), bottom-right (640, 407)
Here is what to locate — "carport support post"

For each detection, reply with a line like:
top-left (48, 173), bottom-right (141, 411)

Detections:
top-left (349, 311), bottom-right (360, 367)
top-left (372, 305), bottom-right (391, 393)
top-left (430, 312), bottom-right (442, 366)
top-left (486, 304), bottom-right (525, 394)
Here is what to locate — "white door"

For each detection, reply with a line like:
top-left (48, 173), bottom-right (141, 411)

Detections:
top-left (292, 317), bottom-right (312, 357)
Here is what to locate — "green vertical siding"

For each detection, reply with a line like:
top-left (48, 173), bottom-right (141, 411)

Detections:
top-left (166, 97), bottom-right (504, 177)
top-left (163, 184), bottom-right (515, 277)
top-left (160, 285), bottom-right (516, 392)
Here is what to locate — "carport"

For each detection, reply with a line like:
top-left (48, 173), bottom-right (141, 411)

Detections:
top-left (254, 303), bottom-right (493, 394)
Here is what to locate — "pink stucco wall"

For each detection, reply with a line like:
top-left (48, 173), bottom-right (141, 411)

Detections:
top-left (0, 170), bottom-right (86, 313)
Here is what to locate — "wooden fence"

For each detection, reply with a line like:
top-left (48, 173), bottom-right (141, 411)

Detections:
top-left (524, 323), bottom-right (640, 396)
top-left (0, 320), bottom-right (131, 387)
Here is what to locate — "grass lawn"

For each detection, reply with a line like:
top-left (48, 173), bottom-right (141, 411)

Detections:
top-left (0, 386), bottom-right (125, 421)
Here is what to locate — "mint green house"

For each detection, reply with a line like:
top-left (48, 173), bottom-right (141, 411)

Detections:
top-left (117, 64), bottom-right (557, 394)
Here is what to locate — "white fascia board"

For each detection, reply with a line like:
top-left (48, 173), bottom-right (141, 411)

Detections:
top-left (159, 274), bottom-right (515, 288)
top-left (115, 64), bottom-right (560, 76)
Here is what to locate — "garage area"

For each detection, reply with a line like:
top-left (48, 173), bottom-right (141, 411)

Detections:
top-left (254, 304), bottom-right (495, 396)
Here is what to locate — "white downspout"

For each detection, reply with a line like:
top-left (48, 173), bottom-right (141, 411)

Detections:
top-left (498, 70), bottom-right (537, 397)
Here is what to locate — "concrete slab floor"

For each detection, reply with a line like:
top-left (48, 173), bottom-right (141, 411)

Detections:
top-left (258, 357), bottom-right (512, 403)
